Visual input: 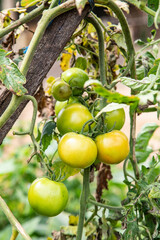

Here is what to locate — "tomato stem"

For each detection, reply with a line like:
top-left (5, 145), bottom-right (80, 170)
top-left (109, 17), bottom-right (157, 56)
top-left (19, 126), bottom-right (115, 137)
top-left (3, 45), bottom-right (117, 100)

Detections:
top-left (76, 167), bottom-right (90, 240)
top-left (88, 198), bottom-right (125, 212)
top-left (0, 2), bottom-right (48, 39)
top-left (86, 15), bottom-right (107, 87)
top-left (0, 196), bottom-right (32, 240)
top-left (10, 227), bottom-right (19, 240)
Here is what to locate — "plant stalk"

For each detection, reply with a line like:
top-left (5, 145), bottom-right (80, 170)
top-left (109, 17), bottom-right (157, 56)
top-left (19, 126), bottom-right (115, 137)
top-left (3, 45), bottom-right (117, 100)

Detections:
top-left (86, 15), bottom-right (107, 86)
top-left (0, 196), bottom-right (32, 240)
top-left (0, 2), bottom-right (48, 39)
top-left (76, 167), bottom-right (90, 240)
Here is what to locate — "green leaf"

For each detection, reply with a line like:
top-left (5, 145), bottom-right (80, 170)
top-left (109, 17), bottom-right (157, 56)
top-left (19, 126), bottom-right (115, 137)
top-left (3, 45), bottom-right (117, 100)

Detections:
top-left (148, 58), bottom-right (160, 75)
top-left (84, 79), bottom-right (102, 88)
top-left (120, 76), bottom-right (150, 92)
top-left (137, 90), bottom-right (158, 106)
top-left (111, 32), bottom-right (127, 50)
top-left (123, 209), bottom-right (139, 240)
top-left (52, 152), bottom-right (80, 181)
top-left (40, 120), bottom-right (56, 151)
top-left (147, 166), bottom-right (160, 184)
top-left (21, 0), bottom-right (41, 7)
top-left (93, 85), bottom-right (139, 105)
top-left (135, 123), bottom-right (159, 163)
top-left (0, 49), bottom-right (27, 96)
top-left (149, 185), bottom-right (160, 199)
top-left (75, 57), bottom-right (87, 70)
top-left (95, 102), bottom-right (126, 118)
top-left (147, 0), bottom-right (159, 27)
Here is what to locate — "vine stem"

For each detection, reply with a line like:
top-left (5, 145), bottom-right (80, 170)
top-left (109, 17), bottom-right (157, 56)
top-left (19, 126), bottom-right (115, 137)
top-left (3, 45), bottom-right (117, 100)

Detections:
top-left (0, 196), bottom-right (32, 240)
top-left (76, 167), bottom-right (90, 240)
top-left (0, 2), bottom-right (48, 39)
top-left (129, 108), bottom-right (139, 179)
top-left (10, 227), bottom-right (18, 240)
top-left (88, 199), bottom-right (124, 211)
top-left (99, 0), bottom-right (139, 179)
top-left (86, 14), bottom-right (107, 86)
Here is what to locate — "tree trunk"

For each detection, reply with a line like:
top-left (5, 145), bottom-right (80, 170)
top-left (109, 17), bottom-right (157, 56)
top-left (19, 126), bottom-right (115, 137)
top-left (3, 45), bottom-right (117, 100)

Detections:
top-left (0, 6), bottom-right (90, 144)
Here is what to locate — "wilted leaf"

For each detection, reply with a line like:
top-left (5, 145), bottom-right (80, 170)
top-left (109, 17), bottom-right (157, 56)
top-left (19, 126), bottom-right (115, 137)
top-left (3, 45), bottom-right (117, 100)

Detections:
top-left (93, 85), bottom-right (139, 105)
top-left (135, 123), bottom-right (159, 163)
top-left (52, 152), bottom-right (80, 181)
top-left (0, 49), bottom-right (27, 96)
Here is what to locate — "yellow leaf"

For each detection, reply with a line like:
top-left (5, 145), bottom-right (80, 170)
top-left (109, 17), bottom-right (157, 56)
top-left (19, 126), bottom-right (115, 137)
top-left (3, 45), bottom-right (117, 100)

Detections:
top-left (69, 215), bottom-right (79, 226)
top-left (60, 53), bottom-right (72, 71)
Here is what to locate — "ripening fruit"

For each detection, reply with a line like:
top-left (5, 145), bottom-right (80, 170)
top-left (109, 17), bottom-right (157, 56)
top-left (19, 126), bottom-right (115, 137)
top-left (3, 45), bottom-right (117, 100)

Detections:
top-left (58, 132), bottom-right (97, 168)
top-left (95, 130), bottom-right (130, 164)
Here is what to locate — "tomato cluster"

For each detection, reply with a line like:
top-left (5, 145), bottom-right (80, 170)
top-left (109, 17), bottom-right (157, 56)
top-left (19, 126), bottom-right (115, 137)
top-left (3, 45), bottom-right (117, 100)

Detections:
top-left (54, 68), bottom-right (130, 168)
top-left (28, 68), bottom-right (130, 217)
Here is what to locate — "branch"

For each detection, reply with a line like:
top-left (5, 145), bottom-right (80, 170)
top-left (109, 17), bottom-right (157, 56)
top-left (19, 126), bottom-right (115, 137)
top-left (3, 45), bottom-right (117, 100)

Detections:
top-left (0, 196), bottom-right (32, 240)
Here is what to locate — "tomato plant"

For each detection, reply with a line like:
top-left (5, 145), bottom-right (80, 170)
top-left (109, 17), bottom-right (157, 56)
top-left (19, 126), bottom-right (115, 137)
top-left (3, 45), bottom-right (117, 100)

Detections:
top-left (95, 130), bottom-right (130, 164)
top-left (51, 80), bottom-right (72, 101)
top-left (0, 0), bottom-right (160, 240)
top-left (56, 103), bottom-right (94, 135)
top-left (58, 132), bottom-right (97, 168)
top-left (28, 178), bottom-right (68, 217)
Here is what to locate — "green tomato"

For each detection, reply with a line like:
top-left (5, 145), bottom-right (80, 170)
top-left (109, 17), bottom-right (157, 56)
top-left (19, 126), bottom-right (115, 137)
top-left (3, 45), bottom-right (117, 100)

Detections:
top-left (58, 132), bottom-right (97, 168)
top-left (28, 178), bottom-right (68, 217)
top-left (61, 67), bottom-right (89, 95)
top-left (51, 80), bottom-right (72, 101)
top-left (105, 108), bottom-right (125, 130)
top-left (56, 103), bottom-right (94, 135)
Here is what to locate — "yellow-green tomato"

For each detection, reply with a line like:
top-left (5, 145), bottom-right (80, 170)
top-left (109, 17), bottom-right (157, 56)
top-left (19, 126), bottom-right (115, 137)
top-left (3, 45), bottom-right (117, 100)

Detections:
top-left (51, 80), bottom-right (72, 101)
top-left (61, 67), bottom-right (89, 95)
top-left (95, 130), bottom-right (130, 164)
top-left (58, 132), bottom-right (97, 168)
top-left (56, 103), bottom-right (94, 135)
top-left (28, 178), bottom-right (68, 217)
top-left (105, 108), bottom-right (125, 130)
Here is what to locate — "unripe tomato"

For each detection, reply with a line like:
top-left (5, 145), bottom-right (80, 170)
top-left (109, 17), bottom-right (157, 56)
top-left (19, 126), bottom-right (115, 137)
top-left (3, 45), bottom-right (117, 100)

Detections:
top-left (105, 108), bottom-right (125, 130)
top-left (61, 67), bottom-right (89, 95)
top-left (28, 178), bottom-right (68, 217)
top-left (58, 132), bottom-right (97, 168)
top-left (56, 103), bottom-right (94, 135)
top-left (51, 80), bottom-right (72, 101)
top-left (95, 130), bottom-right (130, 164)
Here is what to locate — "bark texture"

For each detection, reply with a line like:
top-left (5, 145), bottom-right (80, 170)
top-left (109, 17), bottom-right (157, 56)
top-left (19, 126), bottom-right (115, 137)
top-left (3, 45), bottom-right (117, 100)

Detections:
top-left (0, 6), bottom-right (90, 144)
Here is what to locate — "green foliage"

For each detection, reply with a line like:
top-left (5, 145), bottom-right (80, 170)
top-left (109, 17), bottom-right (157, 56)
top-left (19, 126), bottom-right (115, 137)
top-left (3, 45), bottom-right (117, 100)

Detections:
top-left (0, 49), bottom-right (27, 96)
top-left (135, 123), bottom-right (159, 163)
